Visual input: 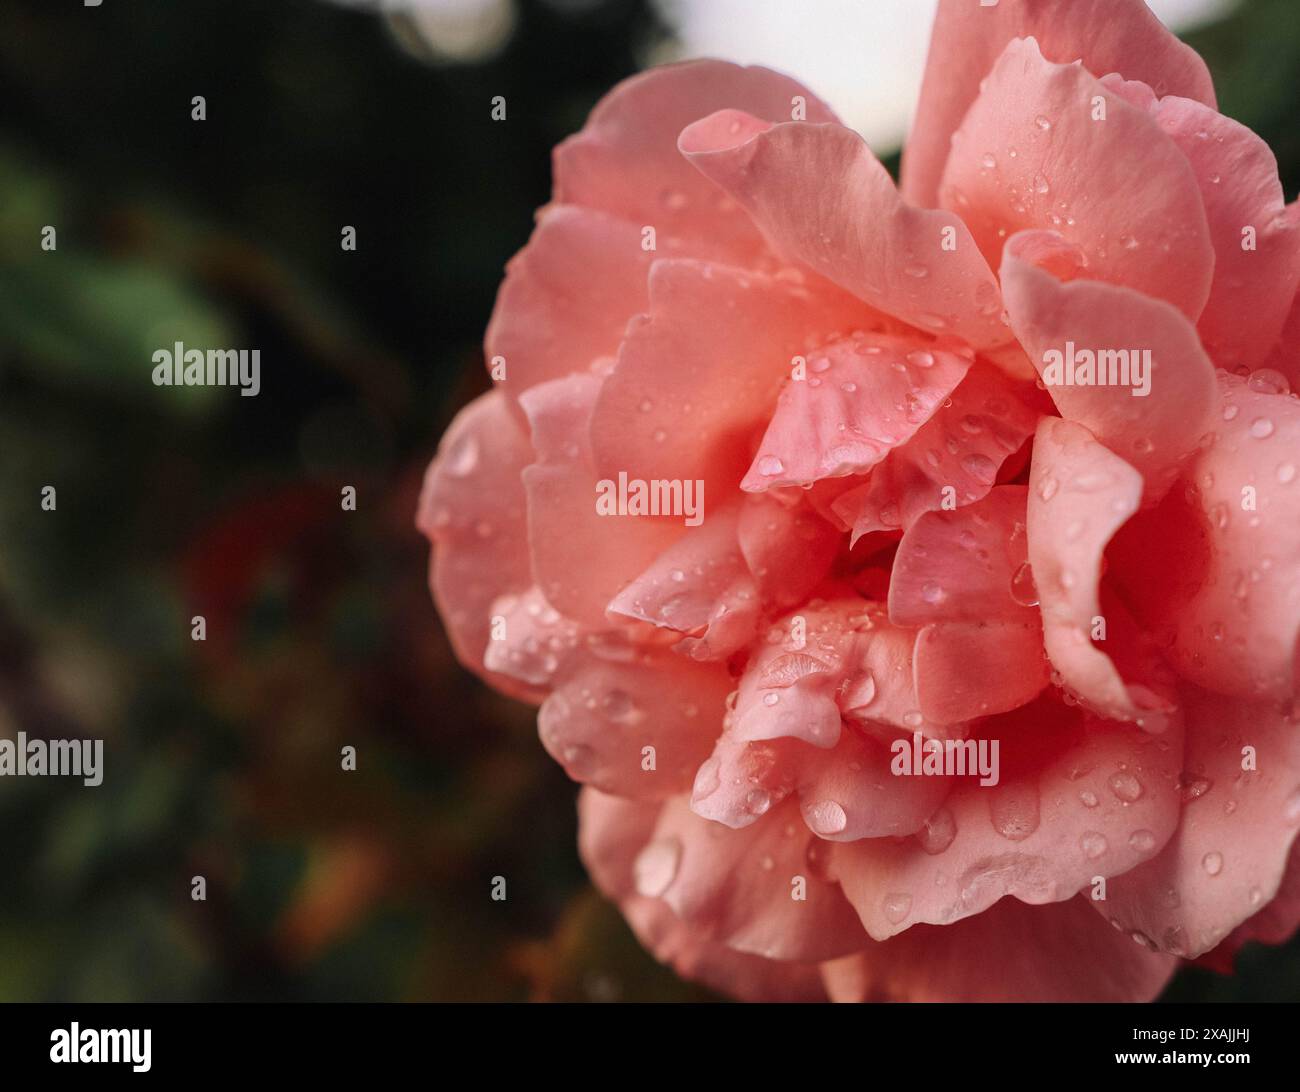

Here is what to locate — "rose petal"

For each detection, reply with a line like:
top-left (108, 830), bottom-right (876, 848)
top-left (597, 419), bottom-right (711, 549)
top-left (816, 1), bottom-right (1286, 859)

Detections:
top-left (821, 894), bottom-right (1176, 1002)
top-left (633, 796), bottom-right (866, 961)
top-left (1002, 230), bottom-right (1217, 504)
top-left (1149, 95), bottom-right (1300, 370)
top-left (622, 895), bottom-right (828, 1001)
top-left (832, 695), bottom-right (1185, 940)
top-left (1116, 373), bottom-right (1300, 700)
top-left (555, 60), bottom-right (839, 268)
top-left (485, 206), bottom-right (654, 408)
top-left (540, 649), bottom-right (731, 798)
top-left (691, 727), bottom-right (951, 841)
top-left (417, 390), bottom-right (537, 697)
top-left (904, 0), bottom-right (1215, 208)
top-left (1027, 417), bottom-right (1148, 720)
top-left (590, 258), bottom-right (869, 497)
top-left (732, 599), bottom-right (953, 750)
top-left (521, 373), bottom-right (680, 629)
top-left (941, 38), bottom-right (1213, 321)
top-left (1094, 687), bottom-right (1300, 958)
top-left (888, 484), bottom-right (1034, 626)
top-left (741, 334), bottom-right (972, 491)
top-left (832, 362), bottom-right (1040, 539)
top-left (679, 112), bottom-right (1009, 349)
top-left (914, 621), bottom-right (1049, 726)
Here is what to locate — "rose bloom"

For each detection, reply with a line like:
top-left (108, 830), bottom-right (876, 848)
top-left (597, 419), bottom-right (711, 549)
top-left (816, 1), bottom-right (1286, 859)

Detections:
top-left (418, 0), bottom-right (1300, 1001)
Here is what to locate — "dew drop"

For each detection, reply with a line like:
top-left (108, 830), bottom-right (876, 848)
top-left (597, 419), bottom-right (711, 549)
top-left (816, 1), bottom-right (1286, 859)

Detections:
top-left (1108, 771), bottom-right (1144, 803)
top-left (1009, 561), bottom-right (1040, 607)
top-left (633, 837), bottom-right (682, 897)
top-left (805, 799), bottom-right (848, 836)
top-left (1080, 832), bottom-right (1108, 859)
top-left (882, 892), bottom-right (913, 924)
top-left (917, 807), bottom-right (957, 855)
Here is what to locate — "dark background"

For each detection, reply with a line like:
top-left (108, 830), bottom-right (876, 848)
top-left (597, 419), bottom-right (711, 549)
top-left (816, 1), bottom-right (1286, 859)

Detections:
top-left (0, 0), bottom-right (1295, 1001)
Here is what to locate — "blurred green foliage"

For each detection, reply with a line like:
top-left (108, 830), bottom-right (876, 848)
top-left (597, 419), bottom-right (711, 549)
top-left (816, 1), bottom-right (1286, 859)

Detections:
top-left (0, 0), bottom-right (1295, 1002)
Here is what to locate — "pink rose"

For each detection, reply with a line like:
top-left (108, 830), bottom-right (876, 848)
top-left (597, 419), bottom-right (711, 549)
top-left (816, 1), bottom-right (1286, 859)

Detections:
top-left (418, 0), bottom-right (1300, 1001)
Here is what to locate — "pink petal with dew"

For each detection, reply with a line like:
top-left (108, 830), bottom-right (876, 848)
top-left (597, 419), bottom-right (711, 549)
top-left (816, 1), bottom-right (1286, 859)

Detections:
top-left (520, 373), bottom-right (680, 629)
top-left (903, 0), bottom-right (1215, 208)
top-left (590, 258), bottom-right (871, 498)
top-left (832, 696), bottom-right (1184, 941)
top-left (679, 111), bottom-right (1009, 350)
top-left (416, 390), bottom-right (537, 699)
top-left (1094, 687), bottom-right (1300, 958)
top-left (741, 334), bottom-right (972, 491)
top-left (941, 38), bottom-right (1213, 321)
top-left (832, 362), bottom-right (1040, 540)
top-left (821, 894), bottom-right (1176, 1003)
top-left (1002, 230), bottom-right (1217, 505)
top-left (555, 60), bottom-right (839, 269)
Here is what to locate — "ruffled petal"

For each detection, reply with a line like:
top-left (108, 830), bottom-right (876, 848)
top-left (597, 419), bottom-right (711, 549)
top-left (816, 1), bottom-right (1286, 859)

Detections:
top-left (629, 796), bottom-right (866, 961)
top-left (416, 391), bottom-right (536, 696)
top-left (1148, 96), bottom-right (1300, 370)
top-left (1261, 264), bottom-right (1300, 389)
top-left (821, 894), bottom-right (1176, 1003)
top-left (832, 696), bottom-right (1185, 940)
top-left (741, 334), bottom-right (973, 491)
top-left (679, 112), bottom-right (1009, 349)
top-left (484, 206), bottom-right (654, 406)
top-left (589, 258), bottom-right (870, 497)
top-left (555, 60), bottom-right (839, 268)
top-left (1093, 687), bottom-right (1300, 958)
top-left (731, 599), bottom-right (955, 751)
top-left (831, 362), bottom-right (1040, 538)
top-left (736, 493), bottom-right (842, 611)
top-left (482, 586), bottom-right (583, 689)
top-left (621, 895), bottom-right (828, 1001)
top-left (1027, 417), bottom-right (1151, 720)
top-left (903, 0), bottom-right (1215, 208)
top-left (1115, 373), bottom-right (1300, 700)
top-left (539, 648), bottom-right (731, 798)
top-left (1215, 837), bottom-right (1300, 957)
top-left (521, 373), bottom-right (681, 629)
top-left (889, 484), bottom-right (1034, 626)
top-left (690, 725), bottom-right (951, 841)
top-left (914, 621), bottom-right (1049, 726)
top-left (1002, 230), bottom-right (1217, 504)
top-left (941, 38), bottom-right (1213, 321)
top-left (607, 495), bottom-right (840, 662)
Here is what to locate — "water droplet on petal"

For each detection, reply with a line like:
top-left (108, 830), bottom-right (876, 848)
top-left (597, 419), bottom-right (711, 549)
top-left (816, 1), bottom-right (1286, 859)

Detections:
top-left (1201, 851), bottom-right (1223, 876)
top-left (1108, 771), bottom-right (1144, 803)
top-left (917, 806), bottom-right (957, 855)
top-left (1080, 831), bottom-right (1108, 859)
top-left (1129, 829), bottom-right (1157, 853)
top-left (805, 799), bottom-right (848, 836)
top-left (633, 837), bottom-right (682, 897)
top-left (882, 892), bottom-right (913, 924)
top-left (1010, 561), bottom-right (1039, 607)
top-left (989, 785), bottom-right (1040, 841)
